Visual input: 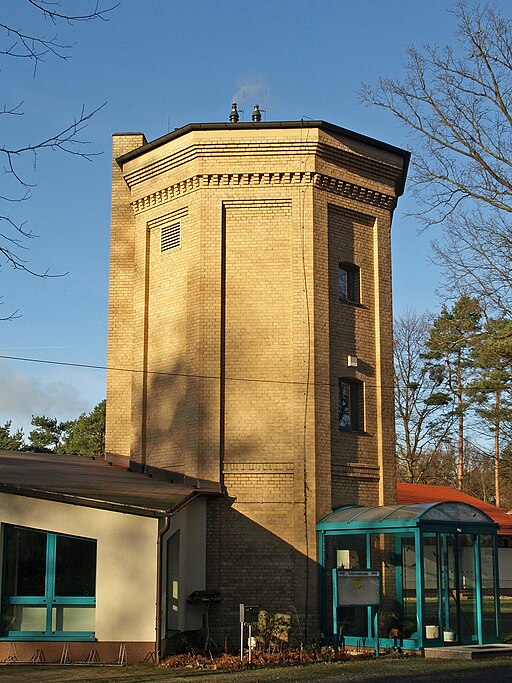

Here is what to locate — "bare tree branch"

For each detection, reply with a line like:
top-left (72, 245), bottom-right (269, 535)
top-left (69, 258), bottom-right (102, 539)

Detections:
top-left (0, 1), bottom-right (114, 313)
top-left (0, 1), bottom-right (117, 69)
top-left (361, 1), bottom-right (512, 223)
top-left (362, 1), bottom-right (512, 319)
top-left (27, 1), bottom-right (118, 23)
top-left (432, 208), bottom-right (512, 317)
top-left (394, 310), bottom-right (454, 483)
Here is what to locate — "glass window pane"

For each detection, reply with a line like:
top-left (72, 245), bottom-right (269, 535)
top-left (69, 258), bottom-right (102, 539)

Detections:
top-left (339, 380), bottom-right (350, 429)
top-left (386, 504), bottom-right (432, 520)
top-left (423, 534), bottom-right (440, 638)
top-left (401, 536), bottom-right (417, 637)
top-left (480, 534), bottom-right (498, 640)
top-left (371, 533), bottom-right (398, 638)
top-left (52, 606), bottom-right (95, 632)
top-left (55, 535), bottom-right (97, 597)
top-left (4, 526), bottom-right (47, 596)
top-left (339, 266), bottom-right (348, 300)
top-left (338, 264), bottom-right (360, 304)
top-left (322, 507), bottom-right (362, 524)
top-left (2, 605), bottom-right (47, 632)
top-left (338, 379), bottom-right (363, 431)
top-left (356, 506), bottom-right (398, 521)
top-left (457, 534), bottom-right (478, 643)
top-left (325, 534), bottom-right (367, 638)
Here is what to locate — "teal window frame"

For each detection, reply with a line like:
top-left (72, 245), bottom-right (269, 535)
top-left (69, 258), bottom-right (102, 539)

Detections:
top-left (317, 503), bottom-right (501, 651)
top-left (1, 525), bottom-right (96, 641)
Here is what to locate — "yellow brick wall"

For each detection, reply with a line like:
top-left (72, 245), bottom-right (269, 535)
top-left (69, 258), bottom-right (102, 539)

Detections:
top-left (106, 123), bottom-right (405, 640)
top-left (106, 133), bottom-right (146, 464)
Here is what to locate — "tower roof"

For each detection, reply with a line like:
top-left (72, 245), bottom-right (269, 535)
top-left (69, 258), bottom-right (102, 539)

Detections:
top-left (115, 120), bottom-right (410, 197)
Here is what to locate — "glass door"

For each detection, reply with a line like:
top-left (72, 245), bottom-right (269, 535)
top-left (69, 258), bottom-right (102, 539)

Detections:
top-left (457, 534), bottom-right (478, 643)
top-left (396, 535), bottom-right (418, 641)
top-left (440, 533), bottom-right (458, 643)
top-left (439, 533), bottom-right (478, 644)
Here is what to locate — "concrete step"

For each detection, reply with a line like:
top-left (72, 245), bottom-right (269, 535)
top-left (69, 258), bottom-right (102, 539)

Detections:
top-left (424, 644), bottom-right (512, 660)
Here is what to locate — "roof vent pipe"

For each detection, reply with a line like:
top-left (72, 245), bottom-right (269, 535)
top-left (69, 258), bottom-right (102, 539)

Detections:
top-left (229, 102), bottom-right (239, 123)
top-left (252, 104), bottom-right (262, 122)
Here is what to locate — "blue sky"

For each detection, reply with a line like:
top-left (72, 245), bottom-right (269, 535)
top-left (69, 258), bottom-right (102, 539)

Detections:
top-left (0, 0), bottom-right (507, 434)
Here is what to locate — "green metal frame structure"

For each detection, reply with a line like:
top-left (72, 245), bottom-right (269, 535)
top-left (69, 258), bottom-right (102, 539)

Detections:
top-left (317, 502), bottom-right (501, 651)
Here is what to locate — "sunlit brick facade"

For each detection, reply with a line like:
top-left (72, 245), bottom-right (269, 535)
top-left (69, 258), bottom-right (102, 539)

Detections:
top-left (106, 119), bottom-right (409, 642)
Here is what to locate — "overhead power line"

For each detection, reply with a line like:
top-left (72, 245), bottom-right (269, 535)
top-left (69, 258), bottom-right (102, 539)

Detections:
top-left (0, 352), bottom-right (402, 390)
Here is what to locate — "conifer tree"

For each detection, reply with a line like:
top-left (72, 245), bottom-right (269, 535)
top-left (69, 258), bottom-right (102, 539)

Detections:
top-left (427, 296), bottom-right (482, 490)
top-left (468, 318), bottom-right (512, 505)
top-left (0, 421), bottom-right (25, 451)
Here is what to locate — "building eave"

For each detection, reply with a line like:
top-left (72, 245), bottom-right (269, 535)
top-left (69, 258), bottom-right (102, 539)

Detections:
top-left (115, 120), bottom-right (410, 196)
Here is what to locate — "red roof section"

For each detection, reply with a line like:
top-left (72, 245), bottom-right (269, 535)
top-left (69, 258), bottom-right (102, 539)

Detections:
top-left (397, 482), bottom-right (512, 536)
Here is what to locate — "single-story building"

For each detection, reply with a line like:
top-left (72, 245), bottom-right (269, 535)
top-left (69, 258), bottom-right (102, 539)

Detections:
top-left (0, 450), bottom-right (220, 663)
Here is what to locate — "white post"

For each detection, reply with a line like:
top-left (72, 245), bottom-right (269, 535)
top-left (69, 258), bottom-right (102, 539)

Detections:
top-left (248, 623), bottom-right (252, 664)
top-left (240, 621), bottom-right (244, 662)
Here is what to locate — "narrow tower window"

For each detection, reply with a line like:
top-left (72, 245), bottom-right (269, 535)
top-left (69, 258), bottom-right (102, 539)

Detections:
top-left (339, 263), bottom-right (360, 304)
top-left (339, 378), bottom-right (364, 431)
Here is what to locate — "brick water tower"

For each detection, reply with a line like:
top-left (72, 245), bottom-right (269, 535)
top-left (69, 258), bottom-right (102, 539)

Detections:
top-left (106, 108), bottom-right (409, 641)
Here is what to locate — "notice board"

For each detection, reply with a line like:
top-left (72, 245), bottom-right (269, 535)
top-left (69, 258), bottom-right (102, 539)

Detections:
top-left (336, 569), bottom-right (380, 606)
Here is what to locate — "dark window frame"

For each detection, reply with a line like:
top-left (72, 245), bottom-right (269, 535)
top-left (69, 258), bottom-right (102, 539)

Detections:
top-left (338, 263), bottom-right (360, 304)
top-left (339, 378), bottom-right (364, 432)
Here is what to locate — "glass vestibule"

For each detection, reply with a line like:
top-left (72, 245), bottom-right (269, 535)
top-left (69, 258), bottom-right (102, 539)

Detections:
top-left (317, 502), bottom-right (501, 650)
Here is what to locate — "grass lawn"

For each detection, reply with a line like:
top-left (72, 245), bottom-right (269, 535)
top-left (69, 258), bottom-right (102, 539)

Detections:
top-left (1, 656), bottom-right (512, 683)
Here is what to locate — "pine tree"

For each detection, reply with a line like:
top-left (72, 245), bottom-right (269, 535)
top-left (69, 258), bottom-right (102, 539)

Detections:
top-left (468, 318), bottom-right (512, 506)
top-left (0, 421), bottom-right (24, 451)
top-left (60, 400), bottom-right (106, 458)
top-left (427, 296), bottom-right (482, 490)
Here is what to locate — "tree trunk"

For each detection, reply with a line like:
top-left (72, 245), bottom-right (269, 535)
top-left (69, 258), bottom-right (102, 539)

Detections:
top-left (457, 353), bottom-right (464, 491)
top-left (495, 391), bottom-right (500, 508)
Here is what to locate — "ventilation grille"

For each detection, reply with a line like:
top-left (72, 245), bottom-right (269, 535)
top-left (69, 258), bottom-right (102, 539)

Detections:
top-left (161, 222), bottom-right (180, 252)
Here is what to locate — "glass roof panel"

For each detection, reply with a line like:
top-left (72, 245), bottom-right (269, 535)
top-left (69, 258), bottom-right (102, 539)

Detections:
top-left (422, 502), bottom-right (493, 524)
top-left (319, 506), bottom-right (363, 523)
top-left (318, 501), bottom-right (496, 528)
top-left (352, 505), bottom-right (399, 521)
top-left (385, 504), bottom-right (433, 519)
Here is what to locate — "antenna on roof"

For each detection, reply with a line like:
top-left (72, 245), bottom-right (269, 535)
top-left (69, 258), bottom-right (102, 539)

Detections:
top-left (241, 90), bottom-right (246, 122)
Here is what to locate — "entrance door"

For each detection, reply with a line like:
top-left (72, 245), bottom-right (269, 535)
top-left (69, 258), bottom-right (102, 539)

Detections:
top-left (440, 533), bottom-right (478, 644)
top-left (398, 536), bottom-right (418, 640)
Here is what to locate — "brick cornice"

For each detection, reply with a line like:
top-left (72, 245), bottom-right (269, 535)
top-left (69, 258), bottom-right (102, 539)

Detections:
top-left (130, 171), bottom-right (395, 214)
top-left (121, 133), bottom-right (406, 193)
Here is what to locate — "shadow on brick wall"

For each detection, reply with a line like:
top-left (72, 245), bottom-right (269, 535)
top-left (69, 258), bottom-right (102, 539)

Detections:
top-left (204, 495), bottom-right (322, 651)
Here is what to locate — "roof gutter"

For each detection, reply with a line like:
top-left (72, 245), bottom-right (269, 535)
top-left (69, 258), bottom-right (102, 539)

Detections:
top-left (0, 483), bottom-right (170, 517)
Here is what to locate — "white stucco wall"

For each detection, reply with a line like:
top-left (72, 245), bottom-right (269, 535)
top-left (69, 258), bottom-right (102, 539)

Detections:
top-left (0, 492), bottom-right (159, 642)
top-left (499, 546), bottom-right (512, 588)
top-left (162, 496), bottom-right (207, 633)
